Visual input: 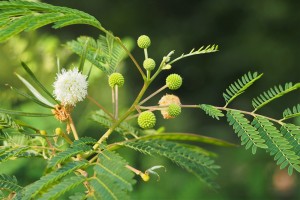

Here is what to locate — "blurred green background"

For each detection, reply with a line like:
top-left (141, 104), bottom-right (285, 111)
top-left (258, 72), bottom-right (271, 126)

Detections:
top-left (1, 0), bottom-right (300, 199)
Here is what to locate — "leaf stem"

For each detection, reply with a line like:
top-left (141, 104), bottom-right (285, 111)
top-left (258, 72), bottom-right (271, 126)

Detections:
top-left (87, 95), bottom-right (114, 119)
top-left (139, 85), bottom-right (167, 105)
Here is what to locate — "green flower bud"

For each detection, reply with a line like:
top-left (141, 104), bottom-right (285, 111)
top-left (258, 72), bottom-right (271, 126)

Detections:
top-left (168, 104), bottom-right (181, 117)
top-left (166, 74), bottom-right (182, 90)
top-left (137, 35), bottom-right (151, 49)
top-left (109, 73), bottom-right (124, 88)
top-left (138, 111), bottom-right (156, 129)
top-left (143, 58), bottom-right (156, 71)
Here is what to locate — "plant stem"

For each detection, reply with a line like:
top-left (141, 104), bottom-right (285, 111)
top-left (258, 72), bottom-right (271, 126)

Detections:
top-left (87, 95), bottom-right (114, 119)
top-left (139, 85), bottom-right (167, 105)
top-left (69, 115), bottom-right (79, 140)
top-left (114, 37), bottom-right (146, 79)
top-left (93, 82), bottom-right (150, 149)
top-left (115, 85), bottom-right (119, 119)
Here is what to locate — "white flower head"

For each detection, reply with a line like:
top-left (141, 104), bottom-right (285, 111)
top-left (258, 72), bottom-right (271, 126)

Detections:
top-left (53, 68), bottom-right (88, 106)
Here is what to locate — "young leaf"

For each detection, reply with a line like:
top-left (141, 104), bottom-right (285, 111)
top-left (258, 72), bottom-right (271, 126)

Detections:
top-left (252, 116), bottom-right (300, 175)
top-left (67, 34), bottom-right (132, 75)
top-left (223, 72), bottom-right (263, 107)
top-left (199, 104), bottom-right (224, 120)
top-left (0, 146), bottom-right (30, 163)
top-left (282, 104), bottom-right (300, 121)
top-left (226, 110), bottom-right (268, 154)
top-left (252, 83), bottom-right (300, 112)
top-left (0, 1), bottom-right (103, 42)
top-left (0, 113), bottom-right (22, 130)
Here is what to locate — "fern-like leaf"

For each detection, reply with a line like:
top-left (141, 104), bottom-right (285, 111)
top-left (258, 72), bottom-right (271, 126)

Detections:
top-left (169, 45), bottom-right (219, 65)
top-left (0, 174), bottom-right (22, 193)
top-left (252, 83), bottom-right (300, 112)
top-left (226, 110), bottom-right (268, 154)
top-left (199, 104), bottom-right (224, 120)
top-left (223, 71), bottom-right (263, 106)
top-left (122, 139), bottom-right (219, 188)
top-left (280, 124), bottom-right (300, 157)
top-left (282, 104), bottom-right (300, 120)
top-left (0, 113), bottom-right (21, 130)
top-left (251, 116), bottom-right (300, 175)
top-left (0, 1), bottom-right (102, 42)
top-left (22, 161), bottom-right (88, 199)
top-left (67, 34), bottom-right (131, 75)
top-left (0, 146), bottom-right (30, 163)
top-left (48, 138), bottom-right (93, 168)
top-left (89, 150), bottom-right (135, 200)
top-left (38, 176), bottom-right (86, 200)
top-left (91, 110), bottom-right (141, 137)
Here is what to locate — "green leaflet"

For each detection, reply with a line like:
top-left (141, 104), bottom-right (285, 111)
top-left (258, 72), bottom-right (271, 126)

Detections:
top-left (89, 150), bottom-right (136, 200)
top-left (66, 34), bottom-right (132, 75)
top-left (15, 73), bottom-right (55, 108)
top-left (226, 110), bottom-right (267, 154)
top-left (0, 174), bottom-right (22, 193)
top-left (252, 116), bottom-right (300, 175)
top-left (91, 110), bottom-right (141, 137)
top-left (282, 104), bottom-right (300, 120)
top-left (168, 45), bottom-right (218, 65)
top-left (0, 146), bottom-right (30, 163)
top-left (223, 71), bottom-right (263, 107)
top-left (22, 161), bottom-right (88, 199)
top-left (48, 137), bottom-right (95, 168)
top-left (38, 176), bottom-right (86, 200)
top-left (199, 104), bottom-right (224, 120)
top-left (138, 132), bottom-right (235, 147)
top-left (0, 113), bottom-right (22, 130)
top-left (121, 139), bottom-right (219, 188)
top-left (280, 124), bottom-right (300, 157)
top-left (0, 108), bottom-right (53, 117)
top-left (0, 0), bottom-right (103, 42)
top-left (252, 82), bottom-right (300, 112)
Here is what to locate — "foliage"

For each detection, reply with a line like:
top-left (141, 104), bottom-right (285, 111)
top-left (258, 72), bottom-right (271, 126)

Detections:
top-left (0, 0), bottom-right (299, 199)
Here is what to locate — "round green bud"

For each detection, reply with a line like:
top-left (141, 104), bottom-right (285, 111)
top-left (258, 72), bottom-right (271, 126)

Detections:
top-left (167, 104), bottom-right (181, 117)
top-left (137, 35), bottom-right (151, 49)
top-left (166, 74), bottom-right (182, 90)
top-left (138, 111), bottom-right (156, 129)
top-left (143, 58), bottom-right (156, 71)
top-left (109, 73), bottom-right (124, 88)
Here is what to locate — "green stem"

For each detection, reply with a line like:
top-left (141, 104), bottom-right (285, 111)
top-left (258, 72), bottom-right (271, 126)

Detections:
top-left (93, 82), bottom-right (150, 149)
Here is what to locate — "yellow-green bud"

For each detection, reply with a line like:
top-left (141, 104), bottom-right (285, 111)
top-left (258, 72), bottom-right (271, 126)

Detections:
top-left (138, 111), bottom-right (156, 129)
top-left (166, 74), bottom-right (182, 90)
top-left (137, 35), bottom-right (151, 49)
top-left (143, 58), bottom-right (156, 71)
top-left (39, 130), bottom-right (47, 136)
top-left (108, 73), bottom-right (124, 88)
top-left (168, 104), bottom-right (181, 117)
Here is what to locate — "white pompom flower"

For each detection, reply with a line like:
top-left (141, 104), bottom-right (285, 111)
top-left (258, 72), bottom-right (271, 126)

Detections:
top-left (53, 68), bottom-right (88, 106)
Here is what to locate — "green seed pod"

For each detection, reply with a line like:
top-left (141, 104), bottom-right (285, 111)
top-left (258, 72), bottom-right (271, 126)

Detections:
top-left (166, 74), bottom-right (182, 90)
top-left (138, 111), bottom-right (156, 129)
top-left (108, 73), bottom-right (124, 88)
top-left (168, 104), bottom-right (181, 117)
top-left (137, 35), bottom-right (151, 49)
top-left (143, 58), bottom-right (156, 71)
